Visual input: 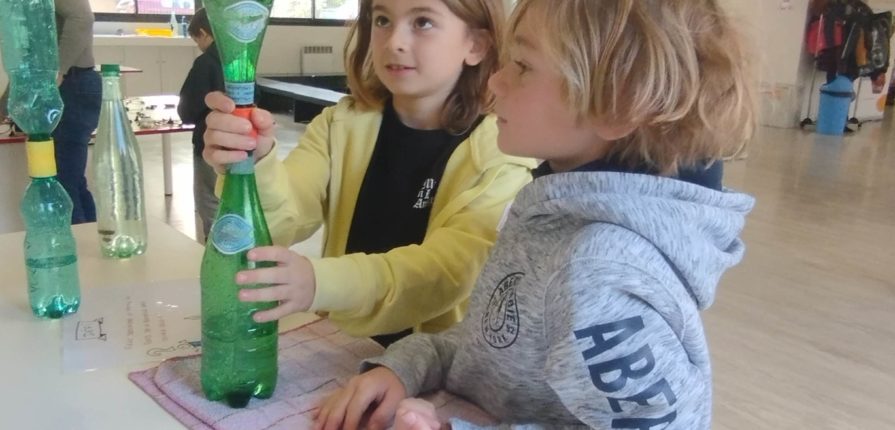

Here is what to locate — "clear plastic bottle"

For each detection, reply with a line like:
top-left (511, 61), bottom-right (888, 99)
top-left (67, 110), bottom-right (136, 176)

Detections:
top-left (180, 16), bottom-right (189, 38)
top-left (0, 0), bottom-right (81, 319)
top-left (201, 0), bottom-right (277, 408)
top-left (170, 9), bottom-right (178, 36)
top-left (93, 64), bottom-right (148, 259)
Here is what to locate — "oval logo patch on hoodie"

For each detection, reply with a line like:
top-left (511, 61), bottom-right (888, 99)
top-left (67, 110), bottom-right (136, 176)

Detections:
top-left (482, 272), bottom-right (524, 348)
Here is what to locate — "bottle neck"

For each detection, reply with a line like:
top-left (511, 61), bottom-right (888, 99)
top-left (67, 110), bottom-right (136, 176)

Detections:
top-left (25, 138), bottom-right (57, 178)
top-left (228, 153), bottom-right (256, 175)
top-left (102, 75), bottom-right (122, 100)
top-left (29, 176), bottom-right (57, 186)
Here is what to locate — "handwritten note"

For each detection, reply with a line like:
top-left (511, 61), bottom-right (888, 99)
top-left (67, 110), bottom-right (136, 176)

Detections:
top-left (62, 279), bottom-right (202, 373)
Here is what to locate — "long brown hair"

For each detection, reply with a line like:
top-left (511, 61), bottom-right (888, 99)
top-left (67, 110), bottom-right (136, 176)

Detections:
top-left (510, 0), bottom-right (758, 174)
top-left (345, 0), bottom-right (504, 134)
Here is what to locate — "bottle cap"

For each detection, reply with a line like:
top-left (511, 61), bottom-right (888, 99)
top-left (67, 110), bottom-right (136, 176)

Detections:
top-left (101, 64), bottom-right (121, 76)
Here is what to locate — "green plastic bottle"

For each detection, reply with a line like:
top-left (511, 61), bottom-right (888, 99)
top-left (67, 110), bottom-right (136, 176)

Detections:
top-left (0, 0), bottom-right (81, 319)
top-left (200, 0), bottom-right (278, 408)
top-left (93, 64), bottom-right (148, 259)
top-left (204, 0), bottom-right (273, 103)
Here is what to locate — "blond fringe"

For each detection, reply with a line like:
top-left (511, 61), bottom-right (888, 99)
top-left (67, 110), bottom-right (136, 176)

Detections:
top-left (510, 0), bottom-right (758, 174)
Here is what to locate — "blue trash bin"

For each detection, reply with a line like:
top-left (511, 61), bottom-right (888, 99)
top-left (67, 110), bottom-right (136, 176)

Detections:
top-left (816, 75), bottom-right (854, 136)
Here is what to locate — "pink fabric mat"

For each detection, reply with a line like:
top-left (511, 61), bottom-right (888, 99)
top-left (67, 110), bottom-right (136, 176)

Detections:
top-left (129, 319), bottom-right (495, 429)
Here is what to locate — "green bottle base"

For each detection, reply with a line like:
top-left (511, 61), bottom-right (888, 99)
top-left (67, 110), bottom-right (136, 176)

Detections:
top-left (200, 322), bottom-right (278, 408)
top-left (32, 295), bottom-right (80, 319)
top-left (203, 382), bottom-right (276, 408)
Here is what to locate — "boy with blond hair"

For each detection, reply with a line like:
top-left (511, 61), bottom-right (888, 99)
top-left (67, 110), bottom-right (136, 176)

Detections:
top-left (317, 1), bottom-right (757, 428)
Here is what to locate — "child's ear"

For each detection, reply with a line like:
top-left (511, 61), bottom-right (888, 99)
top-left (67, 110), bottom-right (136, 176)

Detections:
top-left (464, 29), bottom-right (490, 67)
top-left (593, 121), bottom-right (637, 141)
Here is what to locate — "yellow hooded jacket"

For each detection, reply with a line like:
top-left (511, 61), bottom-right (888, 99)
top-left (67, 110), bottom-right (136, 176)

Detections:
top-left (249, 98), bottom-right (536, 337)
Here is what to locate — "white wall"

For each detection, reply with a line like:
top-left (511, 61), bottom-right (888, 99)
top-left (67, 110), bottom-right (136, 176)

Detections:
top-left (257, 25), bottom-right (350, 75)
top-left (0, 22), bottom-right (352, 92)
top-left (92, 21), bottom-right (351, 76)
top-left (718, 0), bottom-right (815, 128)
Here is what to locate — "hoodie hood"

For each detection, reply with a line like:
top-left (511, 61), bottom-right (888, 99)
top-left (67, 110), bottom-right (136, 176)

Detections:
top-left (509, 171), bottom-right (754, 309)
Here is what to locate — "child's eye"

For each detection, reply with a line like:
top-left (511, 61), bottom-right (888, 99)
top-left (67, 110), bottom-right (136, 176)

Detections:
top-left (414, 17), bottom-right (434, 30)
top-left (373, 15), bottom-right (390, 27)
top-left (513, 60), bottom-right (531, 75)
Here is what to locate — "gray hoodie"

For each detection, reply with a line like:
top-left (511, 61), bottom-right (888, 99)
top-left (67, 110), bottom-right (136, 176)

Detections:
top-left (365, 171), bottom-right (755, 429)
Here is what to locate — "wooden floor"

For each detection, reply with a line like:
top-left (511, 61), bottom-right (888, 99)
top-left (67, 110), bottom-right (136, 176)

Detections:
top-left (713, 119), bottom-right (895, 429)
top-left (130, 113), bottom-right (895, 429)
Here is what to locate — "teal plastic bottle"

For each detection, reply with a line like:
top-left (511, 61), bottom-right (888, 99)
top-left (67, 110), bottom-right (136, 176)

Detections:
top-left (0, 0), bottom-right (81, 318)
top-left (200, 0), bottom-right (278, 408)
top-left (20, 159), bottom-right (81, 319)
top-left (0, 0), bottom-right (63, 135)
top-left (93, 64), bottom-right (148, 259)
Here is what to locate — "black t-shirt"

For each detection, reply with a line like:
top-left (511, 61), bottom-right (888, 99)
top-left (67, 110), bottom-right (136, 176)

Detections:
top-left (345, 101), bottom-right (480, 255)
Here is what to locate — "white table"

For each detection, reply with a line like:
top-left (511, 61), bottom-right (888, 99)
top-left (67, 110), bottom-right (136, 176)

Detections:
top-left (0, 218), bottom-right (316, 429)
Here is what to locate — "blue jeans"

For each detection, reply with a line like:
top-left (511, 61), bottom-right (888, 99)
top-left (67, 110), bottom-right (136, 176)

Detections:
top-left (54, 67), bottom-right (101, 224)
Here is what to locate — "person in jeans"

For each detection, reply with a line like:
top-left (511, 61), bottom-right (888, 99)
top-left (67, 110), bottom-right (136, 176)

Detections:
top-left (0, 0), bottom-right (100, 224)
top-left (53, 0), bottom-right (102, 224)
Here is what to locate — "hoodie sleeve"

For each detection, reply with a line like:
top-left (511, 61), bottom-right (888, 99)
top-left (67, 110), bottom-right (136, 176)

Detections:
top-left (430, 261), bottom-right (701, 430)
top-left (447, 422), bottom-right (586, 430)
top-left (540, 259), bottom-right (709, 429)
top-left (360, 323), bottom-right (464, 397)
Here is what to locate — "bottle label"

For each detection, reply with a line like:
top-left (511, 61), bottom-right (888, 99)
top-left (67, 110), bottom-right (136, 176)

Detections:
top-left (222, 1), bottom-right (270, 43)
top-left (210, 214), bottom-right (255, 255)
top-left (226, 82), bottom-right (255, 106)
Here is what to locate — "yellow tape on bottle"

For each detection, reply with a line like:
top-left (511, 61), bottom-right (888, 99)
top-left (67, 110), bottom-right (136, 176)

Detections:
top-left (26, 140), bottom-right (58, 178)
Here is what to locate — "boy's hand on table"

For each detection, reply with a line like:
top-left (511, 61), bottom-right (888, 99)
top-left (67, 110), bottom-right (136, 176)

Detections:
top-left (395, 398), bottom-right (446, 430)
top-left (315, 367), bottom-right (408, 430)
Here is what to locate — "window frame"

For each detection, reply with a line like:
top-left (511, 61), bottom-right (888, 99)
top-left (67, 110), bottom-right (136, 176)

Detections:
top-left (93, 0), bottom-right (354, 27)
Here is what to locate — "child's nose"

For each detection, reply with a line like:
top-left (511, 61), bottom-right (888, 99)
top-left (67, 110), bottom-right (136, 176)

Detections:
top-left (385, 27), bottom-right (411, 53)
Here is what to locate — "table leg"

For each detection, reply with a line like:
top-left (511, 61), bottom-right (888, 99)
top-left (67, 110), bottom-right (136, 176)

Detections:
top-left (162, 134), bottom-right (173, 196)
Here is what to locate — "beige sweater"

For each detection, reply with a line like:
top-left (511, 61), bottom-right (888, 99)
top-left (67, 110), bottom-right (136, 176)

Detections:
top-left (55, 0), bottom-right (96, 74)
top-left (0, 0), bottom-right (94, 118)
